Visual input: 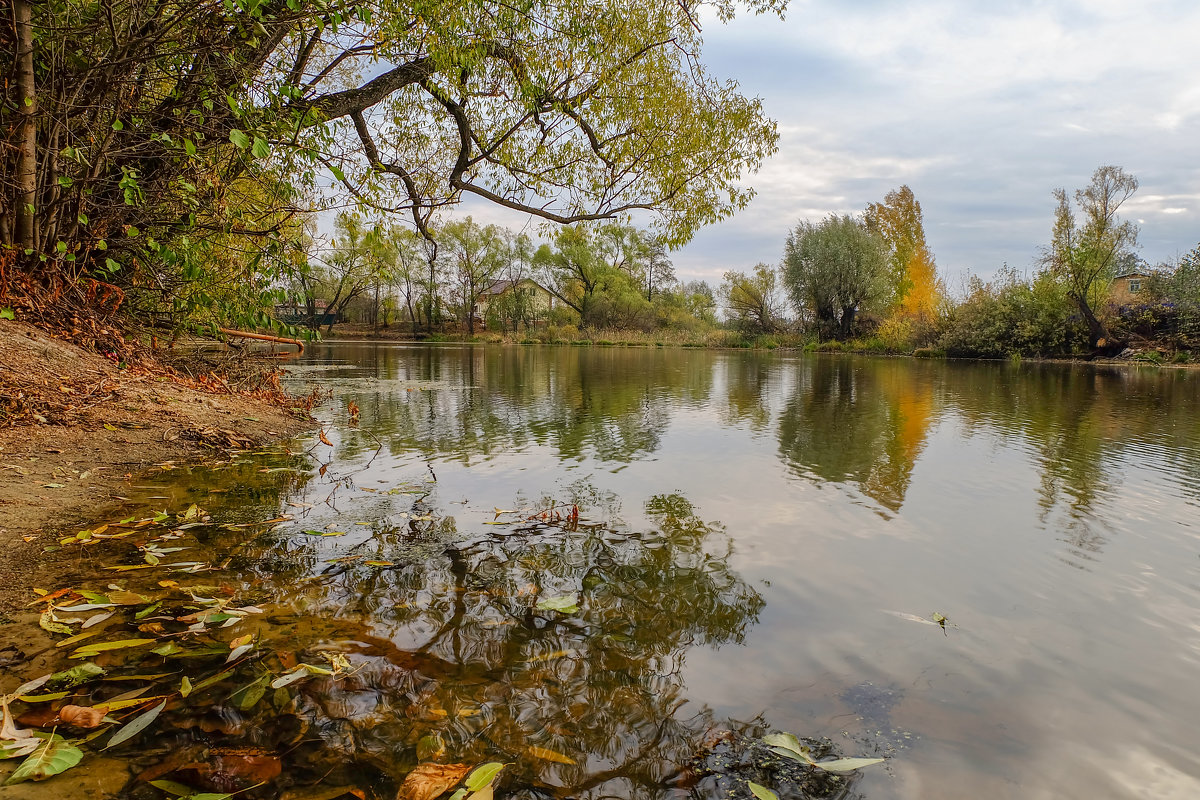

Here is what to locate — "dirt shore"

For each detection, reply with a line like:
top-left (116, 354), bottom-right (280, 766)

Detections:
top-left (0, 319), bottom-right (314, 612)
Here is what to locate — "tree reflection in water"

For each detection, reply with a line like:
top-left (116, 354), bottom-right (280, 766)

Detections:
top-left (144, 493), bottom-right (808, 800)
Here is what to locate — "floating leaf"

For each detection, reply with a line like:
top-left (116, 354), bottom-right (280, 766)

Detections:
top-left (4, 736), bottom-right (83, 783)
top-left (180, 676), bottom-right (193, 698)
top-left (747, 782), bottom-right (778, 800)
top-left (811, 756), bottom-right (886, 772)
top-left (301, 530), bottom-right (346, 537)
top-left (105, 699), bottom-right (166, 749)
top-left (761, 733), bottom-right (805, 758)
top-left (318, 429), bottom-right (333, 446)
top-left (535, 595), bottom-right (578, 614)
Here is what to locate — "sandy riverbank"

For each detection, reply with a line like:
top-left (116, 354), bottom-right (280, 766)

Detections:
top-left (0, 319), bottom-right (314, 612)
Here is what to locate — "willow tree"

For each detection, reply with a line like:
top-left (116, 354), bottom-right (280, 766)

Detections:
top-left (783, 214), bottom-right (888, 339)
top-left (0, 0), bottom-right (783, 333)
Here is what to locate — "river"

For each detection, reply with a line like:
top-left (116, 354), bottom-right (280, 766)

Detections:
top-left (6, 343), bottom-right (1200, 800)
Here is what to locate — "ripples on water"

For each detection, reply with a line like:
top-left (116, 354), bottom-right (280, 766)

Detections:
top-left (6, 344), bottom-right (1200, 800)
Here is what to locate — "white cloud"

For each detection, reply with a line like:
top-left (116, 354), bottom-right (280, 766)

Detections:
top-left (667, 0), bottom-right (1200, 282)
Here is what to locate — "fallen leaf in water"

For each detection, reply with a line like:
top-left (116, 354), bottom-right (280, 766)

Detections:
top-left (179, 747), bottom-right (282, 791)
top-left (39, 610), bottom-right (74, 636)
top-left (57, 704), bottom-right (106, 728)
top-left (70, 638), bottom-right (157, 659)
top-left (397, 764), bottom-right (471, 800)
top-left (318, 430), bottom-right (333, 447)
top-left (105, 699), bottom-right (166, 749)
top-left (524, 745), bottom-right (576, 765)
top-left (4, 736), bottom-right (83, 783)
top-left (535, 595), bottom-right (579, 614)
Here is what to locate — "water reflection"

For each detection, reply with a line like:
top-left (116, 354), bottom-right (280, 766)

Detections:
top-left (776, 357), bottom-right (936, 515)
top-left (311, 345), bottom-right (714, 464)
top-left (252, 493), bottom-right (765, 798)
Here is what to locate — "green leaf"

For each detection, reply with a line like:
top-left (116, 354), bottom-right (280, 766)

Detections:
top-left (180, 676), bottom-right (193, 698)
top-left (747, 782), bottom-right (778, 800)
top-left (761, 732), bottom-right (811, 762)
top-left (535, 594), bottom-right (578, 614)
top-left (111, 119), bottom-right (123, 131)
top-left (251, 137), bottom-right (270, 159)
top-left (811, 756), bottom-right (886, 772)
top-left (57, 176), bottom-right (74, 188)
top-left (104, 258), bottom-right (121, 273)
top-left (229, 129), bottom-right (250, 150)
top-left (105, 699), bottom-right (167, 749)
top-left (464, 762), bottom-right (505, 792)
top-left (0, 308), bottom-right (13, 321)
top-left (329, 164), bottom-right (346, 182)
top-left (4, 737), bottom-right (83, 784)
top-left (46, 662), bottom-right (105, 689)
top-left (39, 610), bottom-right (73, 635)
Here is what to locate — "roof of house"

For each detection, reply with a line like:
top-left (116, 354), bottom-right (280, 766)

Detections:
top-left (483, 278), bottom-right (549, 295)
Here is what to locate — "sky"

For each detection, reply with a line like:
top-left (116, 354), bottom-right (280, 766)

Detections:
top-left (442, 0), bottom-right (1200, 289)
top-left (668, 0), bottom-right (1200, 288)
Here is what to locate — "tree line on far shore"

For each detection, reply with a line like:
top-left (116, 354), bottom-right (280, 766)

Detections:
top-left (309, 165), bottom-right (1200, 361)
top-left (722, 165), bottom-right (1200, 359)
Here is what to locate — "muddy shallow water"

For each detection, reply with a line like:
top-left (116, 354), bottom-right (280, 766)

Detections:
top-left (4, 344), bottom-right (1200, 800)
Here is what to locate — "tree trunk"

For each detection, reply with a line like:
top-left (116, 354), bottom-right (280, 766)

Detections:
top-left (14, 0), bottom-right (38, 252)
top-left (839, 306), bottom-right (857, 340)
top-left (1072, 292), bottom-right (1113, 350)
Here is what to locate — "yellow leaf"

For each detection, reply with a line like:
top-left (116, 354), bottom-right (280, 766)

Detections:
top-left (525, 745), bottom-right (575, 765)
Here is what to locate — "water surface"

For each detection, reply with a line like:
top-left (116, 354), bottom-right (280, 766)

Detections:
top-left (9, 344), bottom-right (1200, 800)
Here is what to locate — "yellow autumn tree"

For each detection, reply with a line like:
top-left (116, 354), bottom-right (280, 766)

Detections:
top-left (864, 186), bottom-right (943, 324)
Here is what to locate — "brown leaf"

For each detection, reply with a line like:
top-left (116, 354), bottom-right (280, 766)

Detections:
top-left (318, 429), bottom-right (333, 447)
top-left (178, 747), bottom-right (283, 792)
top-left (57, 704), bottom-right (106, 728)
top-left (16, 704), bottom-right (61, 728)
top-left (396, 763), bottom-right (471, 800)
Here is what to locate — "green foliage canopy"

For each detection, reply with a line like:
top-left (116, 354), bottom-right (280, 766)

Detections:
top-left (1, 0), bottom-right (784, 329)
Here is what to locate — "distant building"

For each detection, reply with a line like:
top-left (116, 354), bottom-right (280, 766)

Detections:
top-left (275, 299), bottom-right (340, 326)
top-left (476, 279), bottom-right (557, 327)
top-left (1110, 271), bottom-right (1152, 307)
